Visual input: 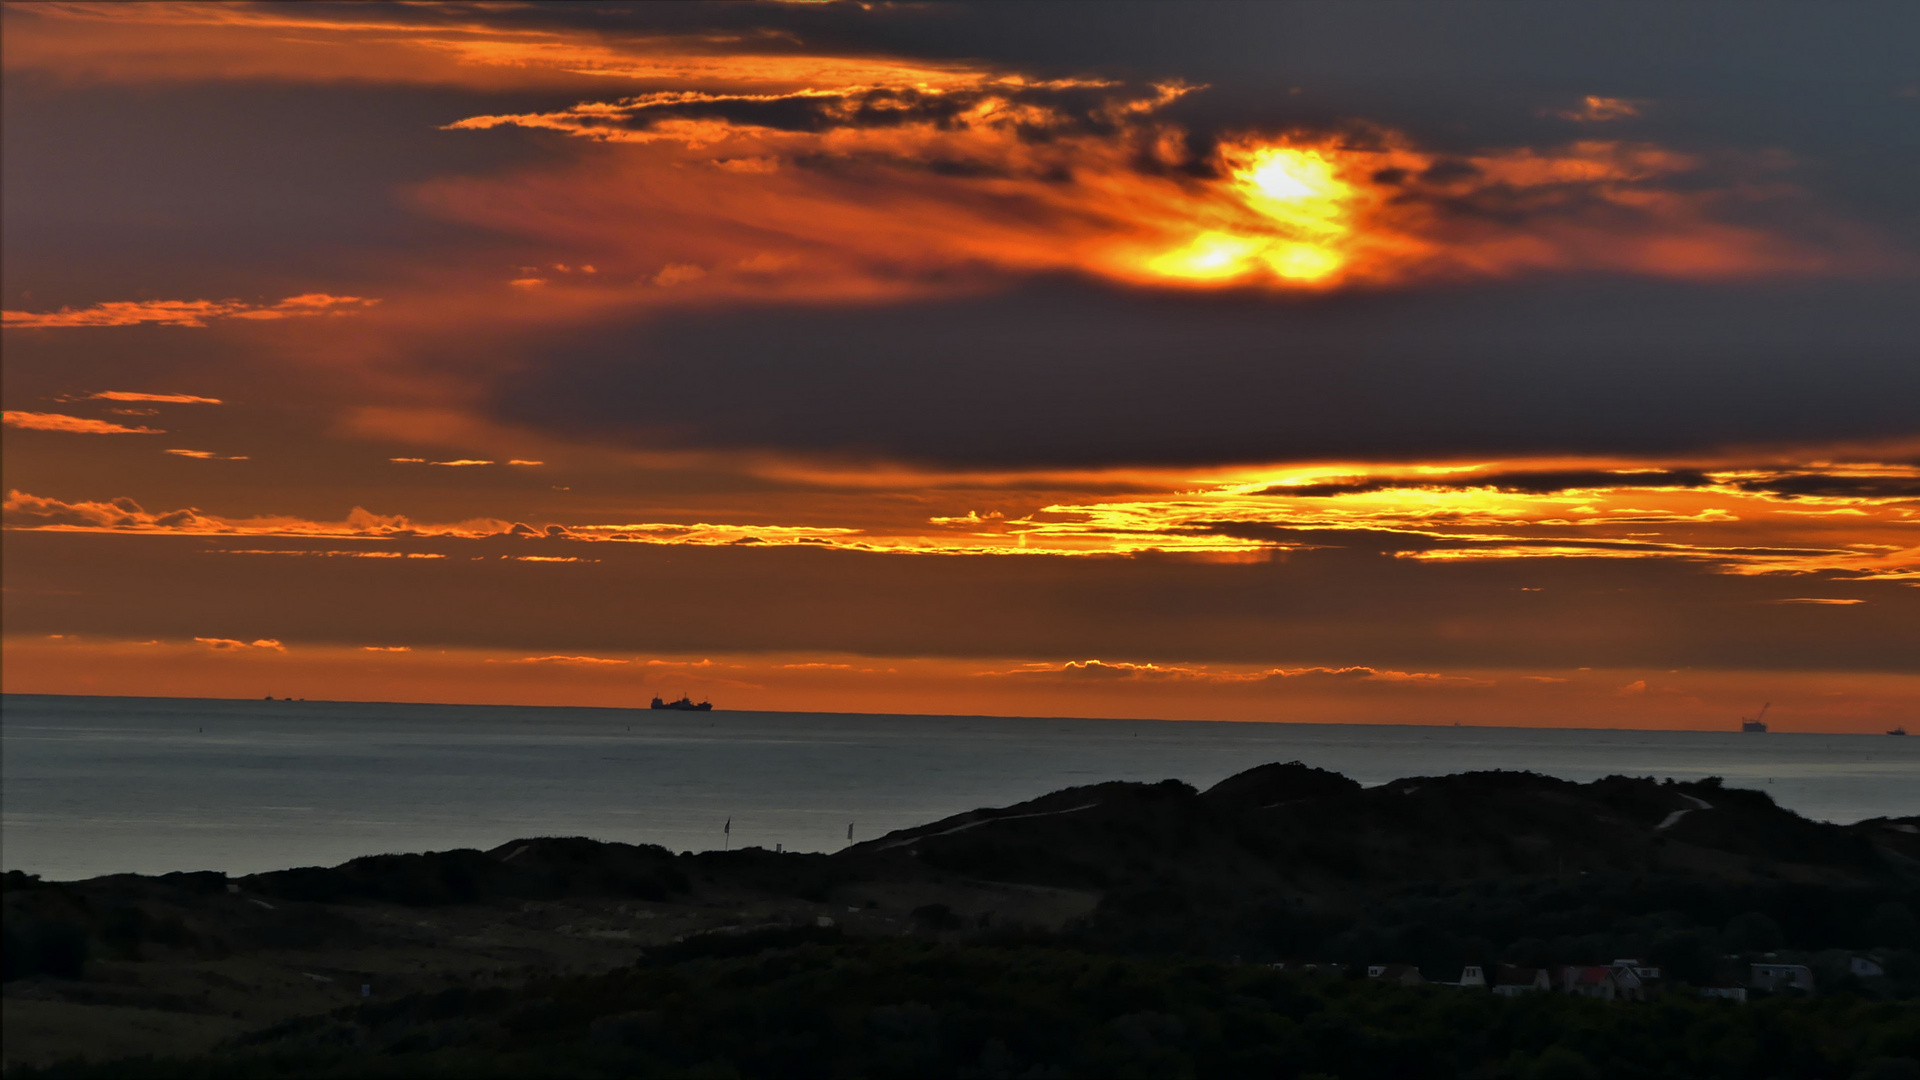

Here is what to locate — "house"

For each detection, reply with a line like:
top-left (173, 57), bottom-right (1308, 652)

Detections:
top-left (1607, 966), bottom-right (1645, 1002)
top-left (1492, 965), bottom-right (1551, 996)
top-left (1366, 964), bottom-right (1425, 986)
top-left (1271, 961), bottom-right (1343, 976)
top-left (1613, 959), bottom-right (1662, 982)
top-left (1452, 965), bottom-right (1486, 988)
top-left (1604, 960), bottom-right (1657, 1001)
top-left (1559, 966), bottom-right (1623, 1000)
top-left (1698, 984), bottom-right (1748, 1003)
top-left (1750, 963), bottom-right (1814, 993)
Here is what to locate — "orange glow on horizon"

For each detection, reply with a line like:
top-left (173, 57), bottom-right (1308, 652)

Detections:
top-left (5, 637), bottom-right (1916, 734)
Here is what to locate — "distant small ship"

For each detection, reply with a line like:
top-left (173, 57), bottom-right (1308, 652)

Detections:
top-left (1891, 727), bottom-right (1909, 737)
top-left (651, 695), bottom-right (712, 712)
top-left (1741, 703), bottom-right (1771, 733)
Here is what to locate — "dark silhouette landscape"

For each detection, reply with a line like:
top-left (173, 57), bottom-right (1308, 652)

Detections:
top-left (6, 764), bottom-right (1918, 1076)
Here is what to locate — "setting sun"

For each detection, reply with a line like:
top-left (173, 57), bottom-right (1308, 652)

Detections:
top-left (1132, 141), bottom-right (1362, 285)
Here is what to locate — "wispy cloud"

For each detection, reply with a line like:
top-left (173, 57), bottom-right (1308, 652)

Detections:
top-left (914, 455), bottom-right (1920, 577)
top-left (210, 550), bottom-right (446, 560)
top-left (2, 294), bottom-right (377, 329)
top-left (165, 449), bottom-right (248, 460)
top-left (1555, 95), bottom-right (1645, 123)
top-left (978, 659), bottom-right (1491, 687)
top-left (4, 411), bottom-right (162, 434)
top-left (3, 2), bottom-right (995, 92)
top-left (88, 391), bottom-right (223, 404)
top-left (391, 457), bottom-right (547, 467)
top-left (2, 492), bottom-right (505, 537)
top-left (6, 447), bottom-right (1917, 580)
top-left (194, 637), bottom-right (285, 652)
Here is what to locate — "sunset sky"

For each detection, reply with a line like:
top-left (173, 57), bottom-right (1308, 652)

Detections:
top-left (4, 1), bottom-right (1916, 731)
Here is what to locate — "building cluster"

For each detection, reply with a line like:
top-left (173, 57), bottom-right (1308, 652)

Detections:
top-left (1270, 955), bottom-right (1890, 1003)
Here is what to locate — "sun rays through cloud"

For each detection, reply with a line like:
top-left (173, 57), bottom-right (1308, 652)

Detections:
top-left (427, 93), bottom-right (1856, 307)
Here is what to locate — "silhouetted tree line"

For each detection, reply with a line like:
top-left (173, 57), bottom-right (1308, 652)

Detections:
top-left (1170, 877), bottom-right (1920, 989)
top-left (13, 930), bottom-right (1920, 1079)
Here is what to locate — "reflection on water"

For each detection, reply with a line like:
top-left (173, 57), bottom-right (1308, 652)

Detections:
top-left (4, 694), bottom-right (1915, 880)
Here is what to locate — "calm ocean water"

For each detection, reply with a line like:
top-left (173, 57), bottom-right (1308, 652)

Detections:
top-left (4, 694), bottom-right (1916, 881)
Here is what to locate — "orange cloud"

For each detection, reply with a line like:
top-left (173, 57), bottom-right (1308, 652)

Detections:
top-left (2, 294), bottom-right (377, 329)
top-left (1, 491), bottom-right (508, 539)
top-left (89, 391), bottom-right (223, 404)
top-left (0, 490), bottom-right (867, 551)
top-left (11, 2), bottom-right (1857, 324)
top-left (165, 449), bottom-right (248, 460)
top-left (910, 454), bottom-right (1920, 577)
top-left (422, 84), bottom-right (1857, 306)
top-left (194, 637), bottom-right (285, 652)
top-left (2, 1), bottom-right (1876, 319)
top-left (1555, 95), bottom-right (1645, 123)
top-left (3, 1), bottom-right (1002, 93)
top-left (4, 412), bottom-right (162, 434)
top-left (506, 655), bottom-right (628, 665)
top-left (389, 457), bottom-right (552, 467)
top-left (979, 660), bottom-right (1491, 687)
top-left (212, 550), bottom-right (446, 560)
top-left (7, 446), bottom-right (1916, 580)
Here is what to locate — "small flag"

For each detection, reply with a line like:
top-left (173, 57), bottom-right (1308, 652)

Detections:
top-left (847, 822), bottom-right (854, 841)
top-left (724, 817), bottom-right (730, 835)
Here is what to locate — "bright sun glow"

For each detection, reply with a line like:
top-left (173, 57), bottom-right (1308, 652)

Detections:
top-left (1137, 142), bottom-right (1364, 286)
top-left (1239, 147), bottom-right (1346, 210)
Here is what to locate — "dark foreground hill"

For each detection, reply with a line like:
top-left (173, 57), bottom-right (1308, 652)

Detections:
top-left (19, 933), bottom-right (1920, 1080)
top-left (840, 765), bottom-right (1920, 967)
top-left (6, 765), bottom-right (1919, 1076)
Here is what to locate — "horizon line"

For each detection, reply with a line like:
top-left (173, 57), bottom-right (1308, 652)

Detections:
top-left (3, 690), bottom-right (1908, 737)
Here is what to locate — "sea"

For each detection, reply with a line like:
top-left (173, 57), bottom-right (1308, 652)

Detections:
top-left (3, 694), bottom-right (1916, 882)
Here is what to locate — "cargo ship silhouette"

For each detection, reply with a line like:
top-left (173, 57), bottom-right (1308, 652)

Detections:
top-left (650, 695), bottom-right (713, 712)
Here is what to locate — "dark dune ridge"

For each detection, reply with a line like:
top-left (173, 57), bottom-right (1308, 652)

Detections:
top-left (6, 765), bottom-right (1919, 1075)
